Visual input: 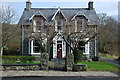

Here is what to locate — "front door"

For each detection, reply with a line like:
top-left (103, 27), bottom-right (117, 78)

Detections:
top-left (57, 41), bottom-right (62, 58)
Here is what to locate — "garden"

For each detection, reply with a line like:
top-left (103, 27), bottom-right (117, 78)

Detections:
top-left (2, 56), bottom-right (40, 64)
top-left (77, 61), bottom-right (119, 71)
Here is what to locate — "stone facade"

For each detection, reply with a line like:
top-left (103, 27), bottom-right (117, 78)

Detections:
top-left (18, 1), bottom-right (98, 60)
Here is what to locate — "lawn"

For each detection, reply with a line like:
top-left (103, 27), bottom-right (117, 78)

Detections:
top-left (77, 61), bottom-right (119, 71)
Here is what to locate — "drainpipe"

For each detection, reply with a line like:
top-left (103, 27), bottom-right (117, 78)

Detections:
top-left (95, 26), bottom-right (97, 57)
top-left (21, 25), bottom-right (24, 55)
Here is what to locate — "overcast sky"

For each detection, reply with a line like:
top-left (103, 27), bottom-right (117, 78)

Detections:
top-left (1, 0), bottom-right (119, 23)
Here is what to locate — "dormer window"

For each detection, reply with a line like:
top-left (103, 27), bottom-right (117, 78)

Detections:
top-left (77, 19), bottom-right (83, 31)
top-left (33, 19), bottom-right (44, 32)
top-left (52, 8), bottom-right (66, 33)
top-left (77, 19), bottom-right (82, 26)
top-left (55, 19), bottom-right (63, 32)
top-left (72, 14), bottom-right (88, 32)
top-left (57, 20), bottom-right (62, 30)
top-left (31, 12), bottom-right (47, 33)
top-left (36, 21), bottom-right (42, 32)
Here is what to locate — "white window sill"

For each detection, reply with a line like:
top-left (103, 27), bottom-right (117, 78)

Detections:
top-left (31, 53), bottom-right (41, 55)
top-left (83, 52), bottom-right (89, 54)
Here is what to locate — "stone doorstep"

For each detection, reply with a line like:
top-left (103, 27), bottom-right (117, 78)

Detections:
top-left (1, 71), bottom-right (118, 77)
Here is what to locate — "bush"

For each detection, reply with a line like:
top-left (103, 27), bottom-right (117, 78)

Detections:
top-left (73, 49), bottom-right (83, 63)
top-left (3, 45), bottom-right (20, 55)
top-left (92, 57), bottom-right (99, 61)
top-left (2, 56), bottom-right (35, 64)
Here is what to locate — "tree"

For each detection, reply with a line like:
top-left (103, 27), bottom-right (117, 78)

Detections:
top-left (0, 4), bottom-right (20, 55)
top-left (98, 13), bottom-right (118, 55)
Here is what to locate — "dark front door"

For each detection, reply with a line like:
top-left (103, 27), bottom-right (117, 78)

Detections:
top-left (57, 41), bottom-right (62, 58)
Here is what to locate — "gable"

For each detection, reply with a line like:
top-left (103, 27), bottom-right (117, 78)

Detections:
top-left (71, 12), bottom-right (88, 21)
top-left (52, 8), bottom-right (67, 21)
top-left (29, 11), bottom-right (47, 21)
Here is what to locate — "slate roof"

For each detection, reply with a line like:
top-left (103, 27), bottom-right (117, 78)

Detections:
top-left (18, 8), bottom-right (98, 25)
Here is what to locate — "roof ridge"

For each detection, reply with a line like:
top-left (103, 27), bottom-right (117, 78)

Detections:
top-left (30, 8), bottom-right (88, 10)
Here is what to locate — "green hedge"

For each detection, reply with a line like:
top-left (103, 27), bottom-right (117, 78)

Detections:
top-left (2, 56), bottom-right (35, 64)
top-left (73, 49), bottom-right (83, 63)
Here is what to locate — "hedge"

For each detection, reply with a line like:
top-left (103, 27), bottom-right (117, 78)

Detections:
top-left (73, 49), bottom-right (83, 63)
top-left (2, 56), bottom-right (35, 64)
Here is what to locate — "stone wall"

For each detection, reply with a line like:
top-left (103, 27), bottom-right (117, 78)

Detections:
top-left (40, 53), bottom-right (49, 70)
top-left (65, 53), bottom-right (74, 71)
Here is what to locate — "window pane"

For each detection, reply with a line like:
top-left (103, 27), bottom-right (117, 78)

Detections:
top-left (33, 46), bottom-right (40, 53)
top-left (79, 41), bottom-right (85, 52)
top-left (57, 20), bottom-right (63, 30)
top-left (77, 20), bottom-right (82, 26)
top-left (36, 21), bottom-right (42, 31)
top-left (33, 40), bottom-right (41, 53)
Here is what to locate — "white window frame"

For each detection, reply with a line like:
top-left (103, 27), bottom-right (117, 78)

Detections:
top-left (30, 39), bottom-right (41, 55)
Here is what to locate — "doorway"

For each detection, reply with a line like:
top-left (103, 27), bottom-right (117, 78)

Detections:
top-left (57, 41), bottom-right (62, 58)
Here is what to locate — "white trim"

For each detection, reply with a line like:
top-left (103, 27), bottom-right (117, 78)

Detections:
top-left (75, 19), bottom-right (77, 32)
top-left (53, 38), bottom-right (57, 58)
top-left (33, 20), bottom-right (36, 32)
top-left (62, 41), bottom-right (66, 58)
top-left (30, 39), bottom-right (41, 55)
top-left (55, 20), bottom-right (57, 32)
top-left (71, 12), bottom-right (88, 21)
top-left (82, 38), bottom-right (90, 55)
top-left (31, 53), bottom-right (41, 55)
top-left (31, 39), bottom-right (33, 54)
top-left (53, 35), bottom-right (66, 58)
top-left (52, 8), bottom-right (67, 21)
top-left (29, 11), bottom-right (47, 21)
top-left (29, 15), bottom-right (34, 21)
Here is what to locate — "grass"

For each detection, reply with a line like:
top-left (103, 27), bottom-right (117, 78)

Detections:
top-left (99, 53), bottom-right (118, 59)
top-left (77, 61), bottom-right (119, 71)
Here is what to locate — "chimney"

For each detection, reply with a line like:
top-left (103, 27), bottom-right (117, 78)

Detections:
top-left (88, 1), bottom-right (94, 10)
top-left (26, 0), bottom-right (31, 11)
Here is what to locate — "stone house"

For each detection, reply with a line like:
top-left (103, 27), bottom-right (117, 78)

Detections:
top-left (18, 1), bottom-right (98, 60)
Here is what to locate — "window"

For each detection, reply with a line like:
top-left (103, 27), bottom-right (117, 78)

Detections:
top-left (57, 20), bottom-right (62, 30)
top-left (33, 17), bottom-right (44, 32)
top-left (35, 21), bottom-right (42, 32)
top-left (77, 20), bottom-right (82, 26)
top-left (33, 40), bottom-right (41, 53)
top-left (77, 19), bottom-right (83, 31)
top-left (79, 41), bottom-right (85, 53)
top-left (36, 21), bottom-right (41, 30)
top-left (57, 19), bottom-right (63, 32)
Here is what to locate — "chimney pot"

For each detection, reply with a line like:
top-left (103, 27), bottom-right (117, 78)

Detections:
top-left (88, 1), bottom-right (94, 10)
top-left (26, 0), bottom-right (31, 11)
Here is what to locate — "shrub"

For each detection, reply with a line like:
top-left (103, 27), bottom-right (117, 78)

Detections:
top-left (2, 56), bottom-right (35, 64)
top-left (73, 49), bottom-right (83, 63)
top-left (92, 57), bottom-right (99, 61)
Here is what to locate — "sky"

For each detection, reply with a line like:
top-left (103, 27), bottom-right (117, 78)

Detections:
top-left (0, 0), bottom-right (119, 23)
